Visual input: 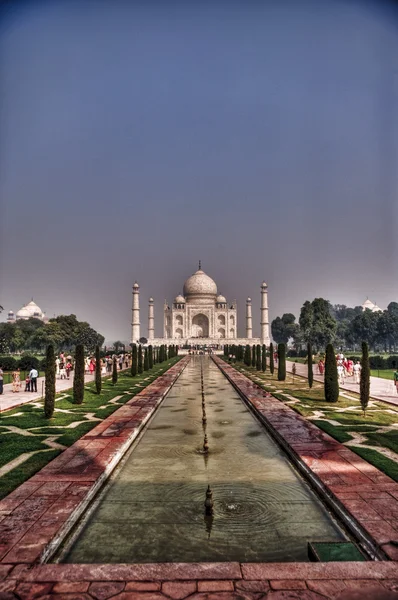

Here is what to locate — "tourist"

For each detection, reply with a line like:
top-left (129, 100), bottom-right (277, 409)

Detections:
top-left (29, 367), bottom-right (38, 392)
top-left (101, 359), bottom-right (107, 375)
top-left (353, 361), bottom-right (361, 384)
top-left (106, 356), bottom-right (112, 373)
top-left (318, 359), bottom-right (325, 375)
top-left (89, 358), bottom-right (96, 376)
top-left (337, 363), bottom-right (345, 385)
top-left (85, 357), bottom-right (91, 374)
top-left (24, 375), bottom-right (30, 392)
top-left (12, 368), bottom-right (21, 393)
top-left (119, 354), bottom-right (123, 370)
top-left (394, 369), bottom-right (398, 393)
top-left (59, 358), bottom-right (66, 380)
top-left (55, 357), bottom-right (60, 377)
top-left (0, 366), bottom-right (3, 395)
top-left (66, 361), bottom-right (72, 379)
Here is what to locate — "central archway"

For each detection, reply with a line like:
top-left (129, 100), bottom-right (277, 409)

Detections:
top-left (191, 314), bottom-right (209, 338)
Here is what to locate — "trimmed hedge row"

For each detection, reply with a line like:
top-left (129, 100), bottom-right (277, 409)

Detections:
top-left (0, 355), bottom-right (42, 371)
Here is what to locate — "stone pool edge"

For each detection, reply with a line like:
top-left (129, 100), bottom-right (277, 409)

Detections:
top-left (0, 356), bottom-right (190, 566)
top-left (213, 356), bottom-right (398, 563)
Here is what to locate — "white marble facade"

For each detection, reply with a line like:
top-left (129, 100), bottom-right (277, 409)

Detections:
top-left (131, 264), bottom-right (270, 346)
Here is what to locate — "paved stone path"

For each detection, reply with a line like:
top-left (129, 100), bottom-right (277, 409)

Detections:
top-left (287, 360), bottom-right (398, 407)
top-left (0, 369), bottom-right (122, 413)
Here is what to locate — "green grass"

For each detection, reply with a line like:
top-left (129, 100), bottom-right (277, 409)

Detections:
top-left (311, 420), bottom-right (353, 443)
top-left (2, 371), bottom-right (45, 385)
top-left (371, 369), bottom-right (396, 380)
top-left (363, 431), bottom-right (398, 455)
top-left (0, 358), bottom-right (180, 500)
top-left (349, 446), bottom-right (398, 482)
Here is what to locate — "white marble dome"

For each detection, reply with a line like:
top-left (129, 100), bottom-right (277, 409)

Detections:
top-left (216, 294), bottom-right (226, 303)
top-left (174, 295), bottom-right (185, 303)
top-left (183, 268), bottom-right (218, 304)
top-left (16, 301), bottom-right (44, 320)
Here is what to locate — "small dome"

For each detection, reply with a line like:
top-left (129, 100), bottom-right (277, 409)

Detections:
top-left (133, 282), bottom-right (139, 289)
top-left (8, 310), bottom-right (14, 315)
top-left (149, 297), bottom-right (154, 303)
top-left (216, 294), bottom-right (226, 303)
top-left (183, 268), bottom-right (217, 303)
top-left (247, 297), bottom-right (252, 302)
top-left (174, 295), bottom-right (185, 303)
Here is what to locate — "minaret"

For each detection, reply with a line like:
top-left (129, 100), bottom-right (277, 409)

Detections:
top-left (260, 282), bottom-right (269, 344)
top-left (246, 297), bottom-right (253, 339)
top-left (131, 282), bottom-right (140, 343)
top-left (148, 297), bottom-right (154, 340)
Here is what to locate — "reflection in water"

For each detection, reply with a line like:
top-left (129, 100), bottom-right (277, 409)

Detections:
top-left (62, 356), bottom-right (348, 564)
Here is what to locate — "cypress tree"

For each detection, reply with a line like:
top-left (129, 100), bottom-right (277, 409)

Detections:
top-left (95, 345), bottom-right (101, 394)
top-left (277, 343), bottom-right (286, 381)
top-left (269, 343), bottom-right (274, 375)
top-left (262, 344), bottom-right (267, 372)
top-left (168, 345), bottom-right (172, 359)
top-left (148, 345), bottom-right (153, 369)
top-left (131, 344), bottom-right (137, 376)
top-left (138, 345), bottom-right (143, 373)
top-left (44, 344), bottom-right (56, 418)
top-left (224, 344), bottom-right (229, 357)
top-left (144, 347), bottom-right (149, 371)
top-left (256, 344), bottom-right (262, 371)
top-left (360, 342), bottom-right (370, 416)
top-left (244, 344), bottom-right (251, 366)
top-left (324, 343), bottom-right (339, 403)
top-left (251, 345), bottom-right (256, 367)
top-left (73, 344), bottom-right (85, 404)
top-left (307, 342), bottom-right (313, 389)
top-left (176, 345), bottom-right (179, 355)
top-left (112, 355), bottom-right (118, 384)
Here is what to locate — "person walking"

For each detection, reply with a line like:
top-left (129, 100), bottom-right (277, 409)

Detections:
top-left (353, 361), bottom-right (361, 384)
top-left (12, 368), bottom-right (21, 392)
top-left (29, 367), bottom-right (38, 392)
top-left (337, 363), bottom-right (345, 385)
top-left (0, 367), bottom-right (3, 395)
top-left (66, 361), bottom-right (72, 379)
top-left (394, 369), bottom-right (398, 394)
top-left (55, 357), bottom-right (60, 378)
top-left (89, 358), bottom-right (96, 376)
top-left (59, 359), bottom-right (66, 380)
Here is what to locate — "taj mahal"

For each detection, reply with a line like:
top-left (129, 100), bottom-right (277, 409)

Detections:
top-left (131, 263), bottom-right (270, 346)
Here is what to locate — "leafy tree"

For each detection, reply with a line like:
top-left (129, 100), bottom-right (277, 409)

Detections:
top-left (131, 344), bottom-right (137, 376)
top-left (360, 342), bottom-right (370, 416)
top-left (95, 345), bottom-right (101, 394)
top-left (299, 298), bottom-right (336, 350)
top-left (139, 337), bottom-right (148, 345)
top-left (73, 344), bottom-right (85, 404)
top-left (324, 343), bottom-right (339, 403)
top-left (144, 347), bottom-right (149, 371)
top-left (148, 345), bottom-right (153, 369)
top-left (307, 342), bottom-right (313, 389)
top-left (44, 345), bottom-right (56, 418)
top-left (244, 345), bottom-right (251, 367)
top-left (112, 355), bottom-right (118, 384)
top-left (277, 343), bottom-right (286, 381)
top-left (138, 345), bottom-right (143, 373)
top-left (256, 345), bottom-right (261, 371)
top-left (261, 344), bottom-right (266, 372)
top-left (271, 313), bottom-right (300, 344)
top-left (387, 302), bottom-right (398, 317)
top-left (113, 340), bottom-right (123, 353)
top-left (349, 310), bottom-right (379, 350)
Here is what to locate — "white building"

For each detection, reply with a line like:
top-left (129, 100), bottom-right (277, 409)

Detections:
top-left (131, 263), bottom-right (270, 346)
top-left (7, 300), bottom-right (48, 323)
top-left (362, 298), bottom-right (382, 313)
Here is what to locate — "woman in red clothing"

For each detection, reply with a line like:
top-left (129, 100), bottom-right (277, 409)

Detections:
top-left (89, 358), bottom-right (96, 376)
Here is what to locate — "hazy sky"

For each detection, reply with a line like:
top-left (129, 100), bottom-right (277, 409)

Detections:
top-left (1, 0), bottom-right (397, 342)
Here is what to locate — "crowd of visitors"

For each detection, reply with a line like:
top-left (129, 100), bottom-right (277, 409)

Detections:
top-left (0, 351), bottom-right (131, 395)
top-left (317, 353), bottom-right (362, 385)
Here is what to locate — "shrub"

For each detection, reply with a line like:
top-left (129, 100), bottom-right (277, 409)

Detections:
top-left (95, 345), bottom-right (101, 395)
top-left (44, 345), bottom-right (56, 419)
top-left (324, 343), bottom-right (339, 403)
top-left (73, 344), bottom-right (85, 404)
top-left (277, 343), bottom-right (286, 381)
top-left (360, 342), bottom-right (370, 416)
top-left (307, 342), bottom-right (313, 389)
top-left (112, 355), bottom-right (118, 384)
top-left (0, 356), bottom-right (17, 371)
top-left (19, 355), bottom-right (40, 371)
top-left (131, 344), bottom-right (137, 376)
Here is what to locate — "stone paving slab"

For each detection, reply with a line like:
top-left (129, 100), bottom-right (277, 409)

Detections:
top-left (0, 358), bottom-right (190, 566)
top-left (213, 357), bottom-right (398, 562)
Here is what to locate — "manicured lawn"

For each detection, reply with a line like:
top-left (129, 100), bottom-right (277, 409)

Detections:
top-left (0, 358), bottom-right (180, 500)
top-left (371, 369), bottom-right (395, 380)
top-left (226, 359), bottom-right (398, 483)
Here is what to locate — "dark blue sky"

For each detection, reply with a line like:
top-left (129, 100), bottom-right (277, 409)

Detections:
top-left (1, 0), bottom-right (397, 342)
